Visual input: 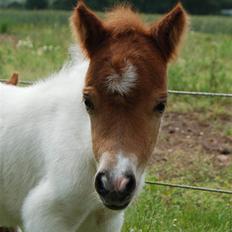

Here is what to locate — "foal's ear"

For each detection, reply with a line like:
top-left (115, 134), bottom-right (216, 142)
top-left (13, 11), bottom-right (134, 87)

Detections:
top-left (6, 73), bottom-right (19, 85)
top-left (150, 3), bottom-right (188, 62)
top-left (71, 0), bottom-right (108, 58)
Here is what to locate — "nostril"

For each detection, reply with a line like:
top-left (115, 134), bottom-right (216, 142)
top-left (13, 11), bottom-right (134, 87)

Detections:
top-left (95, 172), bottom-right (109, 196)
top-left (125, 174), bottom-right (136, 194)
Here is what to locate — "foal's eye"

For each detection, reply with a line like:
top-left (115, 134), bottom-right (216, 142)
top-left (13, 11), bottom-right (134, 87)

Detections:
top-left (83, 95), bottom-right (94, 112)
top-left (154, 102), bottom-right (166, 113)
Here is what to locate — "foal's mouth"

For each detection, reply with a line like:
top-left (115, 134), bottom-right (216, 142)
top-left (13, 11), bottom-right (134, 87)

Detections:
top-left (98, 191), bottom-right (134, 211)
top-left (103, 201), bottom-right (130, 210)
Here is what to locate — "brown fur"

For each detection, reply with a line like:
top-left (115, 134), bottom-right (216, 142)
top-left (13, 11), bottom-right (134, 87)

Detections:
top-left (72, 1), bottom-right (188, 168)
top-left (6, 73), bottom-right (19, 85)
top-left (104, 5), bottom-right (145, 37)
top-left (150, 3), bottom-right (188, 61)
top-left (71, 1), bottom-right (108, 58)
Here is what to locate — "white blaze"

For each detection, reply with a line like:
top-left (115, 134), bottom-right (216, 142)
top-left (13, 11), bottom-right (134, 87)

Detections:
top-left (106, 63), bottom-right (138, 95)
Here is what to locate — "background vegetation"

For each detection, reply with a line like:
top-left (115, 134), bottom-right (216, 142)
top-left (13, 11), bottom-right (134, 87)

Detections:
top-left (0, 6), bottom-right (231, 232)
top-left (1, 0), bottom-right (232, 14)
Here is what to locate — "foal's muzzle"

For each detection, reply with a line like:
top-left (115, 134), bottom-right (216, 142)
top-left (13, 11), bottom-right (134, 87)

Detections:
top-left (95, 171), bottom-right (136, 210)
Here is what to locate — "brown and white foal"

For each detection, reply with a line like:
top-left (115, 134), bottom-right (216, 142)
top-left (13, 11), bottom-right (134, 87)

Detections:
top-left (0, 1), bottom-right (187, 231)
top-left (72, 1), bottom-right (187, 211)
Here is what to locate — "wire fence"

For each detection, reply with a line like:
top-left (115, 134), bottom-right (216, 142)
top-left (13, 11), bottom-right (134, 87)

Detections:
top-left (1, 79), bottom-right (232, 97)
top-left (145, 181), bottom-right (232, 195)
top-left (168, 90), bottom-right (232, 98)
top-left (1, 78), bottom-right (232, 195)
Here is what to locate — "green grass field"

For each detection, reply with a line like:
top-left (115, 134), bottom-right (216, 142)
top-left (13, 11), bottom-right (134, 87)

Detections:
top-left (0, 9), bottom-right (231, 232)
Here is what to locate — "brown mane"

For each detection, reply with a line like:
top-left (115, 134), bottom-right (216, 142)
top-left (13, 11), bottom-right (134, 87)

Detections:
top-left (104, 3), bottom-right (188, 61)
top-left (104, 6), bottom-right (145, 37)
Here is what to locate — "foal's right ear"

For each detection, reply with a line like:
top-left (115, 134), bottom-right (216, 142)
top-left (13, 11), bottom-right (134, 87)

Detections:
top-left (71, 0), bottom-right (108, 58)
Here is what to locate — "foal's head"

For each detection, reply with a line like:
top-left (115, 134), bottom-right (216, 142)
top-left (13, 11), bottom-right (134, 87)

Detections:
top-left (72, 1), bottom-right (187, 210)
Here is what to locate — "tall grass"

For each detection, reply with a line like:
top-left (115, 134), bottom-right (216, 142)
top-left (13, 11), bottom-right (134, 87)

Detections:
top-left (2, 9), bottom-right (232, 34)
top-left (0, 10), bottom-right (69, 27)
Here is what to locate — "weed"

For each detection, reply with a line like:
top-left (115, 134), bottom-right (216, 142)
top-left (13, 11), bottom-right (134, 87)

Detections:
top-left (0, 22), bottom-right (9, 33)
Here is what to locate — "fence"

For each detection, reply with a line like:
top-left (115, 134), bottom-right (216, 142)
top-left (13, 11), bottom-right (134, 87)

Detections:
top-left (1, 78), bottom-right (232, 195)
top-left (1, 79), bottom-right (232, 98)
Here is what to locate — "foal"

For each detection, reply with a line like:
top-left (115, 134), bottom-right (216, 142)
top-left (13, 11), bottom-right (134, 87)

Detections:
top-left (0, 1), bottom-right (187, 231)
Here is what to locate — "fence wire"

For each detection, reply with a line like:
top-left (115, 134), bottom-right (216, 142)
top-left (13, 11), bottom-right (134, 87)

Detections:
top-left (1, 79), bottom-right (232, 97)
top-left (1, 78), bottom-right (232, 195)
top-left (168, 90), bottom-right (232, 97)
top-left (145, 181), bottom-right (232, 195)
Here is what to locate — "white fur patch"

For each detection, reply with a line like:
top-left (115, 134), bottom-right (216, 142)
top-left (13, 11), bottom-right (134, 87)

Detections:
top-left (114, 154), bottom-right (132, 175)
top-left (106, 63), bottom-right (137, 95)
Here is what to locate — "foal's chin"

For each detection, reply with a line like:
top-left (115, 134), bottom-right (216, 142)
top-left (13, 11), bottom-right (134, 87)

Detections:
top-left (103, 201), bottom-right (131, 211)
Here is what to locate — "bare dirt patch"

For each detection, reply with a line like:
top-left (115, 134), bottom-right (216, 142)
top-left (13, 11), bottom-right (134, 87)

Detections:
top-left (152, 111), bottom-right (232, 168)
top-left (0, 34), bottom-right (18, 46)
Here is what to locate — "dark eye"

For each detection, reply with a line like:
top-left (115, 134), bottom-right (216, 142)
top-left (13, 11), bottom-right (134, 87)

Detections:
top-left (154, 102), bottom-right (166, 113)
top-left (83, 95), bottom-right (94, 112)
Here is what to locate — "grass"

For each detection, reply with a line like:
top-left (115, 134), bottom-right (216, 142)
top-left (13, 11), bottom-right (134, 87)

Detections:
top-left (123, 151), bottom-right (232, 232)
top-left (124, 186), bottom-right (232, 232)
top-left (0, 9), bottom-right (231, 232)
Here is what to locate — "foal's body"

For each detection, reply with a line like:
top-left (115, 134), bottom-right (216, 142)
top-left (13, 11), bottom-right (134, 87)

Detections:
top-left (0, 62), bottom-right (121, 231)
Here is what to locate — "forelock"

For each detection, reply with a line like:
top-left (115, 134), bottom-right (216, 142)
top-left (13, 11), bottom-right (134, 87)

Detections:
top-left (104, 5), bottom-right (146, 37)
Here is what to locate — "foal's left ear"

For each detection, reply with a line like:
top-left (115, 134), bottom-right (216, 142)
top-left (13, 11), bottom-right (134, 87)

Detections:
top-left (71, 1), bottom-right (108, 58)
top-left (6, 73), bottom-right (19, 85)
top-left (150, 3), bottom-right (188, 62)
